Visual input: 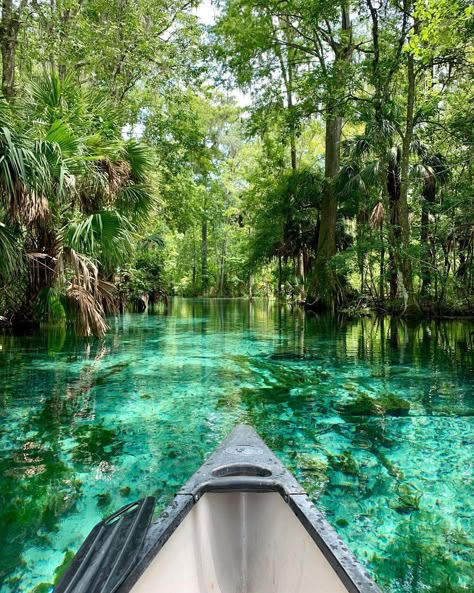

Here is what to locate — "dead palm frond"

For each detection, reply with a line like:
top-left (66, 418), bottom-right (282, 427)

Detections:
top-left (369, 201), bottom-right (385, 230)
top-left (66, 282), bottom-right (109, 338)
top-left (59, 248), bottom-right (114, 337)
top-left (0, 126), bottom-right (52, 223)
top-left (98, 279), bottom-right (117, 314)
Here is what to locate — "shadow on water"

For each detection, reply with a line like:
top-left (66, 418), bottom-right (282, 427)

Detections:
top-left (0, 299), bottom-right (473, 592)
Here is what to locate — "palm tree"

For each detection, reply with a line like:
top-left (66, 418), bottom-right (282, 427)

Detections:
top-left (410, 145), bottom-right (449, 296)
top-left (0, 73), bottom-right (156, 336)
top-left (339, 128), bottom-right (403, 302)
top-left (339, 123), bottom-right (448, 308)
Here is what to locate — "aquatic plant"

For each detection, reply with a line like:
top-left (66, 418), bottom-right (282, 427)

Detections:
top-left (372, 511), bottom-right (473, 593)
top-left (328, 451), bottom-right (361, 477)
top-left (71, 424), bottom-right (122, 465)
top-left (53, 550), bottom-right (74, 584)
top-left (96, 492), bottom-right (112, 508)
top-left (339, 392), bottom-right (411, 418)
top-left (391, 483), bottom-right (422, 514)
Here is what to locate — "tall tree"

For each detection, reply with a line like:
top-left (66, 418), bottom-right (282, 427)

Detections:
top-left (0, 0), bottom-right (27, 99)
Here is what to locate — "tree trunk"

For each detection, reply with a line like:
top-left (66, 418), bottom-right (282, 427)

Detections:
top-left (192, 230), bottom-right (197, 296)
top-left (379, 229), bottom-right (385, 303)
top-left (0, 0), bottom-right (25, 100)
top-left (306, 4), bottom-right (352, 311)
top-left (219, 239), bottom-right (226, 296)
top-left (275, 18), bottom-right (297, 172)
top-left (399, 47), bottom-right (418, 312)
top-left (201, 220), bottom-right (209, 296)
top-left (297, 250), bottom-right (305, 300)
top-left (288, 62), bottom-right (297, 171)
top-left (278, 255), bottom-right (282, 297)
top-left (420, 175), bottom-right (435, 296)
top-left (306, 113), bottom-right (342, 310)
top-left (387, 163), bottom-right (401, 300)
top-left (357, 208), bottom-right (368, 293)
top-left (192, 263), bottom-right (196, 294)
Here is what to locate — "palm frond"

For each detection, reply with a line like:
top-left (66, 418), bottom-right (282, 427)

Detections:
top-left (410, 163), bottom-right (428, 182)
top-left (59, 247), bottom-right (112, 338)
top-left (141, 232), bottom-right (165, 248)
top-left (115, 184), bottom-right (156, 224)
top-left (35, 287), bottom-right (66, 323)
top-left (34, 121), bottom-right (83, 198)
top-left (425, 152), bottom-right (450, 183)
top-left (410, 136), bottom-right (428, 158)
top-left (369, 201), bottom-right (385, 229)
top-left (65, 210), bottom-right (135, 270)
top-left (360, 160), bottom-right (383, 188)
top-left (26, 72), bottom-right (65, 125)
top-left (343, 135), bottom-right (371, 160)
top-left (120, 140), bottom-right (153, 182)
top-left (45, 120), bottom-right (81, 158)
top-left (0, 221), bottom-right (22, 281)
top-left (66, 283), bottom-right (109, 338)
top-left (0, 96), bottom-right (15, 129)
top-left (345, 173), bottom-right (367, 196)
top-left (97, 279), bottom-right (117, 314)
top-left (0, 126), bottom-right (52, 222)
top-left (385, 146), bottom-right (401, 168)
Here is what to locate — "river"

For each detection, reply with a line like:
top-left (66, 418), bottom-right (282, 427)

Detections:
top-left (0, 299), bottom-right (473, 592)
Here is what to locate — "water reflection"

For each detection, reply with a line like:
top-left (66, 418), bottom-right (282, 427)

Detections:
top-left (0, 299), bottom-right (473, 592)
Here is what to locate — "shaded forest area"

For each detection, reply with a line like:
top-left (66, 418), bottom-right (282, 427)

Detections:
top-left (0, 0), bottom-right (472, 336)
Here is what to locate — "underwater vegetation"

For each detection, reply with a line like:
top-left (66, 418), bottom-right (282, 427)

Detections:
top-left (71, 423), bottom-right (123, 466)
top-left (338, 392), bottom-right (411, 418)
top-left (371, 513), bottom-right (474, 593)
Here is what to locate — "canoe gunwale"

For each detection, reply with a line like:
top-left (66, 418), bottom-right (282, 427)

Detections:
top-left (117, 425), bottom-right (383, 593)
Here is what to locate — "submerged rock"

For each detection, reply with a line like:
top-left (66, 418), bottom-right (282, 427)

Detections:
top-left (379, 394), bottom-right (411, 416)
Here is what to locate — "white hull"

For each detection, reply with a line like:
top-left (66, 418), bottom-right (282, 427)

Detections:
top-left (132, 492), bottom-right (350, 593)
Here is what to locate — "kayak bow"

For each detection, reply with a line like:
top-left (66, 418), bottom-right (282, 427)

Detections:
top-left (54, 424), bottom-right (382, 593)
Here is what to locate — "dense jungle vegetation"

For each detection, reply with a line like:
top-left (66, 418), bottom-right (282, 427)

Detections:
top-left (0, 0), bottom-right (472, 336)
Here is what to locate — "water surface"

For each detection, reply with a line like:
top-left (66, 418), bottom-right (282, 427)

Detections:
top-left (0, 299), bottom-right (473, 592)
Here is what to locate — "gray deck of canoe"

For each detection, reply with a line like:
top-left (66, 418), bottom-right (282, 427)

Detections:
top-left (117, 425), bottom-right (381, 593)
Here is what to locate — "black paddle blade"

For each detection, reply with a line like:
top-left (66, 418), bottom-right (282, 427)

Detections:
top-left (54, 497), bottom-right (156, 593)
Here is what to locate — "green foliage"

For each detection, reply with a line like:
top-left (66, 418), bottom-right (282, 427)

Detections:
top-left (0, 74), bottom-right (157, 336)
top-left (247, 169), bottom-right (322, 267)
top-left (0, 222), bottom-right (22, 283)
top-left (35, 289), bottom-right (67, 325)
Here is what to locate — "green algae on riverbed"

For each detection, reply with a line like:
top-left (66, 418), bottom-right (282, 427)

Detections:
top-left (0, 299), bottom-right (473, 593)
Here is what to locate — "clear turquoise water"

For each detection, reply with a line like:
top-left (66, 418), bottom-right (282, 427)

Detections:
top-left (0, 299), bottom-right (473, 593)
